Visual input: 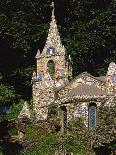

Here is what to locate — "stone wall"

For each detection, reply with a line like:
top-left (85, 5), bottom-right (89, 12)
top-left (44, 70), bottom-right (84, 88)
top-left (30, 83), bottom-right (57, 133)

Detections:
top-left (32, 79), bottom-right (54, 120)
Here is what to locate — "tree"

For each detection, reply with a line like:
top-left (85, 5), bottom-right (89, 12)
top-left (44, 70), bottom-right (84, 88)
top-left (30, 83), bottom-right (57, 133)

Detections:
top-left (59, 0), bottom-right (116, 76)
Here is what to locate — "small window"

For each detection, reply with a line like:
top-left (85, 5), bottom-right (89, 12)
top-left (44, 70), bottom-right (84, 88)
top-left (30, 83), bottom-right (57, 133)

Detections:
top-left (47, 60), bottom-right (55, 77)
top-left (46, 46), bottom-right (56, 55)
top-left (88, 103), bottom-right (97, 129)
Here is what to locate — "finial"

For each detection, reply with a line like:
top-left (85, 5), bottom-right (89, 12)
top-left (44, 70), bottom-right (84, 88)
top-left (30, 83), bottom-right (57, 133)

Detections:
top-left (51, 2), bottom-right (55, 17)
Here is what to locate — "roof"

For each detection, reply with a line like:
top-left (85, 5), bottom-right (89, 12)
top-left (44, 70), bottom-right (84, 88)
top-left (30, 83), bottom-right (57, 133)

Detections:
top-left (70, 72), bottom-right (106, 85)
top-left (95, 76), bottom-right (106, 83)
top-left (55, 72), bottom-right (106, 93)
top-left (67, 84), bottom-right (107, 97)
top-left (59, 84), bottom-right (108, 103)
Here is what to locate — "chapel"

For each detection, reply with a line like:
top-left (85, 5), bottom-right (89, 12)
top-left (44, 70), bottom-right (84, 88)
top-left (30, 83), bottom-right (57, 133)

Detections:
top-left (31, 2), bottom-right (116, 130)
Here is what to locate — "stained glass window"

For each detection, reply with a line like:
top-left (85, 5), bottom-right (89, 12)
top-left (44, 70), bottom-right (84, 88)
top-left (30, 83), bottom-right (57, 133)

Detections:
top-left (88, 103), bottom-right (97, 129)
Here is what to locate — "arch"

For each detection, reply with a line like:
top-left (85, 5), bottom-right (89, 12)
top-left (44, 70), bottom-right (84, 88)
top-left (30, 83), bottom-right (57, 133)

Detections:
top-left (47, 60), bottom-right (55, 77)
top-left (88, 102), bottom-right (97, 129)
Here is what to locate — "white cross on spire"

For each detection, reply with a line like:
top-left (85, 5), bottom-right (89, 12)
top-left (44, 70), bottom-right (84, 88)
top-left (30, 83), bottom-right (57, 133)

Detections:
top-left (51, 2), bottom-right (55, 17)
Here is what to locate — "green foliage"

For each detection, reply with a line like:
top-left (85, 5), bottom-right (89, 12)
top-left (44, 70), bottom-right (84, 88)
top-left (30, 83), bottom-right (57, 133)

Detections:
top-left (21, 119), bottom-right (95, 155)
top-left (0, 84), bottom-right (16, 105)
top-left (20, 134), bottom-right (59, 155)
top-left (20, 133), bottom-right (94, 155)
top-left (48, 105), bottom-right (58, 119)
top-left (0, 84), bottom-right (18, 121)
top-left (7, 99), bottom-right (24, 119)
top-left (24, 122), bottom-right (51, 141)
top-left (12, 67), bottom-right (34, 86)
top-left (61, 0), bottom-right (116, 76)
top-left (0, 99), bottom-right (24, 121)
top-left (0, 0), bottom-right (50, 51)
top-left (20, 123), bottom-right (59, 155)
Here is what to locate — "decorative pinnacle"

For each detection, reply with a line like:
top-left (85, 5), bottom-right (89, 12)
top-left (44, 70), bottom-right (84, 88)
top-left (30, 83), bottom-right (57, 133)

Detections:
top-left (51, 2), bottom-right (55, 17)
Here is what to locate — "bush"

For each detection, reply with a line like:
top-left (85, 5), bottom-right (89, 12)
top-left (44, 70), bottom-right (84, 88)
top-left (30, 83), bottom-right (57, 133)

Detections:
top-left (20, 133), bottom-right (59, 155)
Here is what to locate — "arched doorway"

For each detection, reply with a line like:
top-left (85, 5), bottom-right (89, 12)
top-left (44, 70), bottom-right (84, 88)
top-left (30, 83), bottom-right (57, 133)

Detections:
top-left (88, 102), bottom-right (97, 129)
top-left (47, 60), bottom-right (55, 78)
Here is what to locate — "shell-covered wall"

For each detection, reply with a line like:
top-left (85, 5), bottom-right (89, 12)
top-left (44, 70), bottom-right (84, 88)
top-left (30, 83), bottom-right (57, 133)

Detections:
top-left (32, 2), bottom-right (115, 124)
top-left (32, 79), bottom-right (54, 120)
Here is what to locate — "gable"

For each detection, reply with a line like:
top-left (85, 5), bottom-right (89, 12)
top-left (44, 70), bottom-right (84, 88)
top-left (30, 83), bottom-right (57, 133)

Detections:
top-left (57, 72), bottom-right (106, 99)
top-left (67, 72), bottom-right (106, 90)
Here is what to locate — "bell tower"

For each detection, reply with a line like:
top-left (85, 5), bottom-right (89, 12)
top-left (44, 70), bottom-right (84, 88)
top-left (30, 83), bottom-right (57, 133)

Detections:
top-left (32, 2), bottom-right (72, 120)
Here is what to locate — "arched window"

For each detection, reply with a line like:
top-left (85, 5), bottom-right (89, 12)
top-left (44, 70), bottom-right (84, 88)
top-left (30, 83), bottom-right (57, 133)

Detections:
top-left (47, 60), bottom-right (55, 77)
top-left (88, 102), bottom-right (97, 129)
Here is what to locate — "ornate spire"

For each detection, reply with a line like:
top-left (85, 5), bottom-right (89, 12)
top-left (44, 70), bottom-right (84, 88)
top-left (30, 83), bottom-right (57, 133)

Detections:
top-left (41, 2), bottom-right (65, 56)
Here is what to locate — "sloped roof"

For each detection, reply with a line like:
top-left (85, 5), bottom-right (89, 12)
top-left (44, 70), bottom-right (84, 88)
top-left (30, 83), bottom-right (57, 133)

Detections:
top-left (67, 84), bottom-right (108, 97)
top-left (95, 76), bottom-right (106, 83)
top-left (55, 72), bottom-right (106, 93)
top-left (59, 84), bottom-right (108, 103)
top-left (69, 72), bottom-right (106, 85)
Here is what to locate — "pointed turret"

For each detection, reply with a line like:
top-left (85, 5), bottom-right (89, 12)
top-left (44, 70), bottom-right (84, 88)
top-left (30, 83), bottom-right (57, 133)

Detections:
top-left (36, 49), bottom-right (41, 59)
top-left (34, 2), bottom-right (72, 81)
top-left (18, 101), bottom-right (32, 120)
top-left (41, 2), bottom-right (65, 56)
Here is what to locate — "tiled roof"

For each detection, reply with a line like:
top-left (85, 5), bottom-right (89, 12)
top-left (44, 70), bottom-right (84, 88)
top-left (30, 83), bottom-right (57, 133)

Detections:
top-left (67, 84), bottom-right (108, 97)
top-left (95, 76), bottom-right (106, 83)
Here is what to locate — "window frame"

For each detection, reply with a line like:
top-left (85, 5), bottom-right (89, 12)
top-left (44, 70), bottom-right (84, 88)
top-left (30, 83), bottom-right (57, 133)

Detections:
top-left (88, 102), bottom-right (97, 129)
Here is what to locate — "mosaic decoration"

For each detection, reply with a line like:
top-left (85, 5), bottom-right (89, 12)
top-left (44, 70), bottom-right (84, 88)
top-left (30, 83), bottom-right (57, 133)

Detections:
top-left (48, 91), bottom-right (54, 105)
top-left (112, 74), bottom-right (116, 83)
top-left (55, 56), bottom-right (60, 61)
top-left (62, 46), bottom-right (65, 53)
top-left (38, 65), bottom-right (43, 71)
top-left (74, 107), bottom-right (87, 118)
top-left (60, 69), bottom-right (65, 76)
top-left (18, 101), bottom-right (31, 120)
top-left (31, 1), bottom-right (115, 127)
top-left (38, 72), bottom-right (43, 79)
top-left (106, 62), bottom-right (116, 94)
top-left (46, 46), bottom-right (56, 55)
top-left (32, 71), bottom-right (36, 80)
top-left (43, 58), bottom-right (48, 63)
top-left (36, 1), bottom-right (63, 57)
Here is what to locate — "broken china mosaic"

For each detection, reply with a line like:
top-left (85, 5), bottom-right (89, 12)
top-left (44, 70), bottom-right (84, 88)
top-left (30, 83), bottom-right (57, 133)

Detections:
top-left (31, 2), bottom-right (116, 125)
